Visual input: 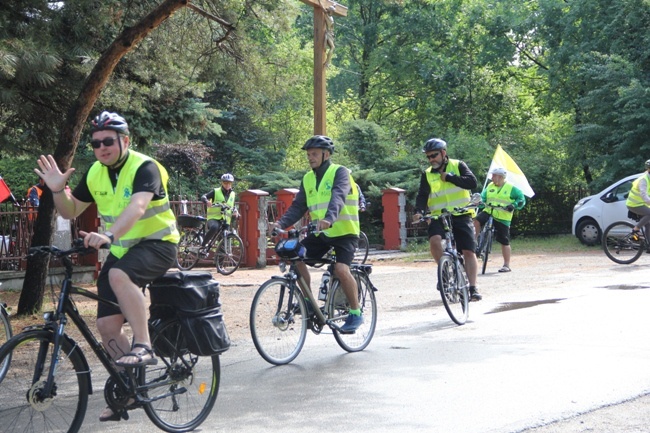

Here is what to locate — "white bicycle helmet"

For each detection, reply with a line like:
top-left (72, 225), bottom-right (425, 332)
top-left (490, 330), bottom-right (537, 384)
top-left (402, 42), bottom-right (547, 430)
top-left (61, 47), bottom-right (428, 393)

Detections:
top-left (221, 173), bottom-right (235, 182)
top-left (491, 167), bottom-right (507, 177)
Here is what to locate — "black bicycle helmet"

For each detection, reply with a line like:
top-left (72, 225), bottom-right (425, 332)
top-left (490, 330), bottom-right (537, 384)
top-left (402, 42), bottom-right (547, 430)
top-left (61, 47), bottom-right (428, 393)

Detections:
top-left (90, 111), bottom-right (130, 135)
top-left (301, 135), bottom-right (335, 153)
top-left (422, 138), bottom-right (447, 153)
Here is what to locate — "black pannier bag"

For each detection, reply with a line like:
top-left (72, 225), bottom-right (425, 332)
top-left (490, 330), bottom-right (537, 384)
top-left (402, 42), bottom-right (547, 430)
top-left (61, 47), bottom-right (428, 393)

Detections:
top-left (148, 271), bottom-right (230, 356)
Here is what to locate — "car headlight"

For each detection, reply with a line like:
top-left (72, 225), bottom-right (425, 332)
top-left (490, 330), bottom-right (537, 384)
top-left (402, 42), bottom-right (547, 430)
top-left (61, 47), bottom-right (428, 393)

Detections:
top-left (573, 197), bottom-right (591, 212)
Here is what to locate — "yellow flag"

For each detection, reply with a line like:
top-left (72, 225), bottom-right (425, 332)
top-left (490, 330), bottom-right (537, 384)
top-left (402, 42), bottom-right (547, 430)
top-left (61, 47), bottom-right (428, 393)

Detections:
top-left (487, 145), bottom-right (535, 197)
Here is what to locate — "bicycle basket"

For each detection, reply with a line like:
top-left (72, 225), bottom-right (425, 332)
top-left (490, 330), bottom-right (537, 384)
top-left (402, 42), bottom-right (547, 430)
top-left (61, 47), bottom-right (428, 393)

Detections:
top-left (176, 214), bottom-right (204, 229)
top-left (275, 238), bottom-right (305, 259)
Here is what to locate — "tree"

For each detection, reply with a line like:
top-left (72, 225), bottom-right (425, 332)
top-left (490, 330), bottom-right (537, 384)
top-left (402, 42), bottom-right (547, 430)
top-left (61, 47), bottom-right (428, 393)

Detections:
top-left (18, 0), bottom-right (226, 315)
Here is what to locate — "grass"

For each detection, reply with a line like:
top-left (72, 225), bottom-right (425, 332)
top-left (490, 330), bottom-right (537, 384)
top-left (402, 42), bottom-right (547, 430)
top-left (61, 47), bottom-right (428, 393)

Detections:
top-left (404, 233), bottom-right (598, 257)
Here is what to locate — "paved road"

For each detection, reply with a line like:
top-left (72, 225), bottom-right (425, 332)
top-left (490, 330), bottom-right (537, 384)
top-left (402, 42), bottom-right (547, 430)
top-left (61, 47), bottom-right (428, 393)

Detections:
top-left (82, 250), bottom-right (650, 432)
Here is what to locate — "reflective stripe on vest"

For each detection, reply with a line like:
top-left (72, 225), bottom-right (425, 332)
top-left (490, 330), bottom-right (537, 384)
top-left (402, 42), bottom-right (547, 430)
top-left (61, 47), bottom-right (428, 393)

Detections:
top-left (426, 159), bottom-right (472, 216)
top-left (626, 174), bottom-right (650, 208)
top-left (485, 182), bottom-right (515, 222)
top-left (206, 188), bottom-right (236, 221)
top-left (86, 150), bottom-right (180, 259)
top-left (303, 164), bottom-right (360, 237)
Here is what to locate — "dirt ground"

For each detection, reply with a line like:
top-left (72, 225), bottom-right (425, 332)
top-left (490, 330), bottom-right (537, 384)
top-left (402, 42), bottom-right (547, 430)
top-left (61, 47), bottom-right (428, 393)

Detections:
top-left (1, 250), bottom-right (607, 341)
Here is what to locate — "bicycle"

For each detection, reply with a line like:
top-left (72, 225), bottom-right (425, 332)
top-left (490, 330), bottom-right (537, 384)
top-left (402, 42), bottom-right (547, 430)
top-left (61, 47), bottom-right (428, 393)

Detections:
top-left (176, 203), bottom-right (243, 275)
top-left (418, 194), bottom-right (481, 325)
top-left (602, 214), bottom-right (650, 264)
top-left (0, 241), bottom-right (221, 433)
top-left (0, 294), bottom-right (11, 382)
top-left (249, 226), bottom-right (378, 365)
top-left (475, 203), bottom-right (510, 275)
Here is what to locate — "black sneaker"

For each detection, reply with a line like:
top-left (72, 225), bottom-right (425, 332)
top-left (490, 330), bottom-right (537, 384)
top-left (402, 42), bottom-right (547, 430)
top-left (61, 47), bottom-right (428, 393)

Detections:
top-left (469, 286), bottom-right (482, 302)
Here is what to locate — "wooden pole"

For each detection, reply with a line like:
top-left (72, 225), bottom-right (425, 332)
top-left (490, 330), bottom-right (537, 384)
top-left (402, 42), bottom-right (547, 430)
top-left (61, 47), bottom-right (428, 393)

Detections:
top-left (298, 0), bottom-right (347, 135)
top-left (313, 8), bottom-right (327, 135)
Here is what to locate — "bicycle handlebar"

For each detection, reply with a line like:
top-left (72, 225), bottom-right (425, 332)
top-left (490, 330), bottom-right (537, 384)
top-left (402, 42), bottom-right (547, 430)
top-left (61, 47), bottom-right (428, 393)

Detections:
top-left (28, 238), bottom-right (109, 258)
top-left (417, 203), bottom-right (480, 223)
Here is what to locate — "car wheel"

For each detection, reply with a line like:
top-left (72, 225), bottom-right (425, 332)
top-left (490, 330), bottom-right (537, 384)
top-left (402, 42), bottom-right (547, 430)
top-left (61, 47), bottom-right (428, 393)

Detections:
top-left (576, 219), bottom-right (601, 246)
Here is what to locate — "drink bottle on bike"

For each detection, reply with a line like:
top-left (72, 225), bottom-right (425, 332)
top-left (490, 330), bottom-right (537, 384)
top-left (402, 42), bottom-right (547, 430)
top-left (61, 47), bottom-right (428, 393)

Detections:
top-left (318, 270), bottom-right (331, 301)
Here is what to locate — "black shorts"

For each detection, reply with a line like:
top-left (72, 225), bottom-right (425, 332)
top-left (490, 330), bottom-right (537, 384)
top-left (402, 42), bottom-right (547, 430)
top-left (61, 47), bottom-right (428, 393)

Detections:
top-left (427, 214), bottom-right (477, 253)
top-left (300, 234), bottom-right (358, 266)
top-left (97, 240), bottom-right (177, 318)
top-left (475, 211), bottom-right (511, 245)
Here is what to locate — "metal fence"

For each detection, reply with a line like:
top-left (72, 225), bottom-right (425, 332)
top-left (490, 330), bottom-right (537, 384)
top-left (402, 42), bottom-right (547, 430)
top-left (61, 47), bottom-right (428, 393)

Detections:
top-left (0, 187), bottom-right (592, 272)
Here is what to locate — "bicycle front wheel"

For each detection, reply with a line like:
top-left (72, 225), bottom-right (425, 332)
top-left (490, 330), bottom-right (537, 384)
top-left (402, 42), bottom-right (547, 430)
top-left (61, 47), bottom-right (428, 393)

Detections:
top-left (602, 221), bottom-right (644, 264)
top-left (438, 255), bottom-right (469, 325)
top-left (144, 319), bottom-right (220, 433)
top-left (215, 233), bottom-right (243, 275)
top-left (330, 269), bottom-right (377, 352)
top-left (177, 229), bottom-right (202, 271)
top-left (0, 329), bottom-right (90, 433)
top-left (0, 305), bottom-right (12, 382)
top-left (353, 231), bottom-right (370, 264)
top-left (481, 228), bottom-right (493, 275)
top-left (250, 279), bottom-right (307, 365)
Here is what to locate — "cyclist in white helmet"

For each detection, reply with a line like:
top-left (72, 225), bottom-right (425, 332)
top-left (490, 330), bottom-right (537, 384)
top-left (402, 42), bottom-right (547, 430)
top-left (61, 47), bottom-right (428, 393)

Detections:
top-left (473, 167), bottom-right (526, 273)
top-left (200, 173), bottom-right (239, 252)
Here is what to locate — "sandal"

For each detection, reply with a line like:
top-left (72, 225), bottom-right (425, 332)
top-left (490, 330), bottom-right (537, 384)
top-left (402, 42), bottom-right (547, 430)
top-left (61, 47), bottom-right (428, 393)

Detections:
top-left (498, 265), bottom-right (511, 273)
top-left (115, 343), bottom-right (157, 367)
top-left (99, 406), bottom-right (123, 422)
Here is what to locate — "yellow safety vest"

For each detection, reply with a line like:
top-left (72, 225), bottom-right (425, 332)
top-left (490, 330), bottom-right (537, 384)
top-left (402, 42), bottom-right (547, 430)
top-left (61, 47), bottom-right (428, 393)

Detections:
top-left (86, 150), bottom-right (180, 259)
top-left (425, 159), bottom-right (473, 216)
top-left (485, 182), bottom-right (515, 222)
top-left (303, 164), bottom-right (360, 237)
top-left (626, 173), bottom-right (650, 208)
top-left (207, 188), bottom-right (236, 221)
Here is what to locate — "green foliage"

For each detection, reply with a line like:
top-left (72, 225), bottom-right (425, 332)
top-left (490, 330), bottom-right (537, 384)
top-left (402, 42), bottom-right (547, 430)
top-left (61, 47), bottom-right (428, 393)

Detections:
top-left (244, 170), bottom-right (304, 194)
top-left (0, 156), bottom-right (39, 200)
top-left (3, 0), bottom-right (650, 204)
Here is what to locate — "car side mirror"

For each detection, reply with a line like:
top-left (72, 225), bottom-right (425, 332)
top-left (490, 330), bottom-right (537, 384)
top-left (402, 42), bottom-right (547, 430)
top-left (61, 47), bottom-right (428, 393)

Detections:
top-left (601, 191), bottom-right (618, 203)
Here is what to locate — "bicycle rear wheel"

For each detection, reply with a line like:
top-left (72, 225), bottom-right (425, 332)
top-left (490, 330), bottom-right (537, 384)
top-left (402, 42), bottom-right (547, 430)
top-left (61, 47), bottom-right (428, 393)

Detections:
top-left (215, 233), bottom-right (243, 275)
top-left (353, 231), bottom-right (370, 264)
top-left (250, 279), bottom-right (307, 365)
top-left (330, 268), bottom-right (377, 352)
top-left (0, 304), bottom-right (11, 382)
top-left (602, 221), bottom-right (644, 264)
top-left (438, 254), bottom-right (469, 325)
top-left (0, 329), bottom-right (89, 433)
top-left (144, 319), bottom-right (220, 433)
top-left (177, 229), bottom-right (202, 271)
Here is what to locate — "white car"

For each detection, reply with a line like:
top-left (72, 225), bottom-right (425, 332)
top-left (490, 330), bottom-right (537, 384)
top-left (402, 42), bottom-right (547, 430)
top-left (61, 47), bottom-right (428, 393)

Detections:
top-left (572, 173), bottom-right (643, 246)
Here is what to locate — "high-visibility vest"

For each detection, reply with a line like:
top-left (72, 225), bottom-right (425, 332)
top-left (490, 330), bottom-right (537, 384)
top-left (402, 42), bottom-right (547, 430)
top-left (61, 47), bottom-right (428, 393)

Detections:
top-left (303, 164), bottom-right (360, 237)
top-left (206, 188), bottom-right (235, 221)
top-left (425, 159), bottom-right (473, 216)
top-left (86, 150), bottom-right (179, 258)
top-left (484, 181), bottom-right (515, 222)
top-left (626, 173), bottom-right (650, 208)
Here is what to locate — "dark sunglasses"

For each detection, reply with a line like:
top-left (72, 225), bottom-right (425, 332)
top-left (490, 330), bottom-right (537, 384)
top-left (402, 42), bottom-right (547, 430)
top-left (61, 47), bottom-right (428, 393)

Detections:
top-left (426, 152), bottom-right (440, 160)
top-left (90, 137), bottom-right (118, 149)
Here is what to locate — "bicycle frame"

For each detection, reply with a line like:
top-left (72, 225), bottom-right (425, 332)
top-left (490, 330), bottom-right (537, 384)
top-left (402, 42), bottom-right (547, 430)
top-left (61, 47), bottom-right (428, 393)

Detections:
top-left (275, 257), bottom-right (336, 329)
top-left (31, 252), bottom-right (128, 400)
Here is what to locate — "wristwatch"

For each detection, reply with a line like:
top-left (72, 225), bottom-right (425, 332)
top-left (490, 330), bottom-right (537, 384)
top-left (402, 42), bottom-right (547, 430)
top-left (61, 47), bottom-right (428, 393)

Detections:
top-left (104, 231), bottom-right (115, 243)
